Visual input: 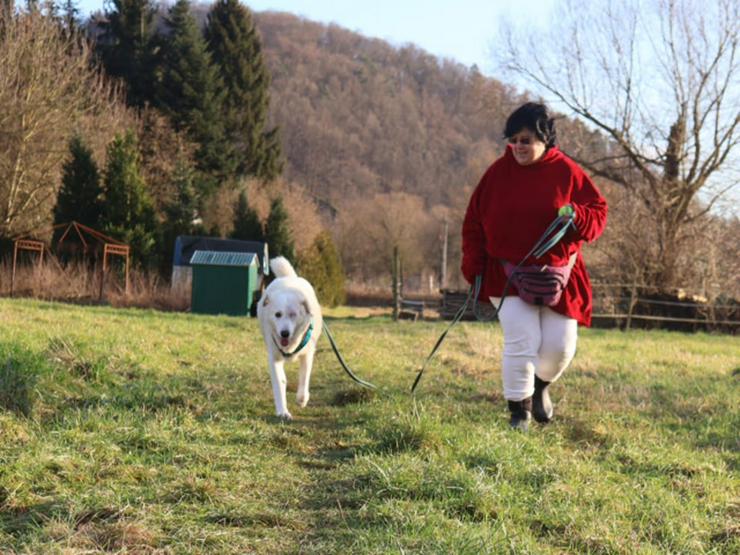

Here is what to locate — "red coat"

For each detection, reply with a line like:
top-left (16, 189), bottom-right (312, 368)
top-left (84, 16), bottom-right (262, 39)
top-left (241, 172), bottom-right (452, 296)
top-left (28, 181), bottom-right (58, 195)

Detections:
top-left (461, 146), bottom-right (608, 326)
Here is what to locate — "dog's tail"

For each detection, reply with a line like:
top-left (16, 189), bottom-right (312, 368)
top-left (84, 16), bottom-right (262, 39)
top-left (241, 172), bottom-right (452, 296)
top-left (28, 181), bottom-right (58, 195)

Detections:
top-left (269, 256), bottom-right (298, 279)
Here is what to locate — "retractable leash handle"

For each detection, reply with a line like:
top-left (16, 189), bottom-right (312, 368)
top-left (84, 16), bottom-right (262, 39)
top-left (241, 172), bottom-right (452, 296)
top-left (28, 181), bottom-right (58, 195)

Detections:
top-left (410, 212), bottom-right (576, 394)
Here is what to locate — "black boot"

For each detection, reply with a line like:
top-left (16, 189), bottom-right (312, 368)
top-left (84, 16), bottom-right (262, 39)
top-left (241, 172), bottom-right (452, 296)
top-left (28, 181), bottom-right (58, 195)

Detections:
top-left (508, 397), bottom-right (532, 431)
top-left (533, 375), bottom-right (553, 423)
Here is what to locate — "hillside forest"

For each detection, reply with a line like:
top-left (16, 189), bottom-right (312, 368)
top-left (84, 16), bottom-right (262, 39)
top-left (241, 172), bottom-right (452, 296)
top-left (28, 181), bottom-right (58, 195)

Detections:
top-left (0, 1), bottom-right (737, 303)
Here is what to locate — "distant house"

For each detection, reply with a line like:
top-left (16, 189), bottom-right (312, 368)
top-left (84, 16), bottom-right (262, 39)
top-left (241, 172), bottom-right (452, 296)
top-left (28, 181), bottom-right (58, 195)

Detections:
top-left (171, 236), bottom-right (269, 295)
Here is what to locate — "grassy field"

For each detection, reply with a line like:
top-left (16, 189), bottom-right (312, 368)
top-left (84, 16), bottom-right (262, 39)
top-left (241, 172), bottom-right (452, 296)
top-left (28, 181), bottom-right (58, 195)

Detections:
top-left (0, 298), bottom-right (738, 554)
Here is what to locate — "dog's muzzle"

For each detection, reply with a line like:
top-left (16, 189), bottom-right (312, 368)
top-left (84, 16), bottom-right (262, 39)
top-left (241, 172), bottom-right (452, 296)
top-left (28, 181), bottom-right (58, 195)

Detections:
top-left (279, 329), bottom-right (290, 347)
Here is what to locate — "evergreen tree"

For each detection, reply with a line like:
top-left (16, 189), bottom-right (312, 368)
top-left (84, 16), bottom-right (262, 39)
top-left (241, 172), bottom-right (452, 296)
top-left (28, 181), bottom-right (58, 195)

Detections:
top-left (264, 196), bottom-right (294, 261)
top-left (230, 189), bottom-right (263, 241)
top-left (158, 0), bottom-right (234, 184)
top-left (161, 158), bottom-right (200, 273)
top-left (97, 0), bottom-right (159, 108)
top-left (205, 0), bottom-right (282, 180)
top-left (54, 135), bottom-right (102, 231)
top-left (164, 160), bottom-right (198, 237)
top-left (101, 131), bottom-right (159, 266)
top-left (297, 231), bottom-right (346, 307)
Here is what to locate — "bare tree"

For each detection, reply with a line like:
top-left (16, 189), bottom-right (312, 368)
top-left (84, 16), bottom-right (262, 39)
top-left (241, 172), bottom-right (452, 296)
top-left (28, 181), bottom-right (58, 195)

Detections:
top-left (0, 10), bottom-right (127, 240)
top-left (335, 192), bottom-right (436, 284)
top-left (498, 0), bottom-right (739, 289)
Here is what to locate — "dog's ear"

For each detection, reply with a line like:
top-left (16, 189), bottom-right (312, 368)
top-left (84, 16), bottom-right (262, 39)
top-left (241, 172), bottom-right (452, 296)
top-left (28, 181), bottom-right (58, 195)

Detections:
top-left (301, 300), bottom-right (311, 316)
top-left (261, 294), bottom-right (270, 307)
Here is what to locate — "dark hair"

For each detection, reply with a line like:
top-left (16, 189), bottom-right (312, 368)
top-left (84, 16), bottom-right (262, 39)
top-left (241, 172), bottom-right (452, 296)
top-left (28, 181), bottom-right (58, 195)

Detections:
top-left (504, 102), bottom-right (557, 148)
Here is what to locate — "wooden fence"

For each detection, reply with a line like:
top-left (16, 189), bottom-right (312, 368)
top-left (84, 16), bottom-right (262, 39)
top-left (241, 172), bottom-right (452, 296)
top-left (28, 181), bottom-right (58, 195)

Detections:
top-left (590, 283), bottom-right (739, 332)
top-left (439, 284), bottom-right (739, 333)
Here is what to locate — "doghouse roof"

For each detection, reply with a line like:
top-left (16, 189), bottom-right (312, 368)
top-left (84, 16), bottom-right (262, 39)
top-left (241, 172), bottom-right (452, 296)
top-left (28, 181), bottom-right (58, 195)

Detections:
top-left (190, 250), bottom-right (257, 267)
top-left (173, 235), bottom-right (268, 271)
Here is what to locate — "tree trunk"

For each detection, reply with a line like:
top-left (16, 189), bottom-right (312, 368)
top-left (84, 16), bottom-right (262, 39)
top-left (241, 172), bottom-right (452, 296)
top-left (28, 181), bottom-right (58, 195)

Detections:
top-left (654, 218), bottom-right (682, 289)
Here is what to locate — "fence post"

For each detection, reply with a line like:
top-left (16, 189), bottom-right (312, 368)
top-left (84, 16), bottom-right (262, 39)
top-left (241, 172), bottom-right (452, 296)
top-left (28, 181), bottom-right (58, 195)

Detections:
top-left (625, 283), bottom-right (638, 331)
top-left (99, 246), bottom-right (108, 302)
top-left (392, 246), bottom-right (400, 321)
top-left (11, 240), bottom-right (18, 297)
top-left (440, 219), bottom-right (448, 290)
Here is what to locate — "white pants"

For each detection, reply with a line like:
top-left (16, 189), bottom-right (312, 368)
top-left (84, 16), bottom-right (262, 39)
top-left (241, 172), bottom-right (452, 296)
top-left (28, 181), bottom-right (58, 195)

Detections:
top-left (490, 296), bottom-right (578, 401)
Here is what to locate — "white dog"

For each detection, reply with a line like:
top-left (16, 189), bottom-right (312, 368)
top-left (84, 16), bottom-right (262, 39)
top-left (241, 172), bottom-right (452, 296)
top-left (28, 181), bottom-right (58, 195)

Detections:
top-left (257, 256), bottom-right (323, 420)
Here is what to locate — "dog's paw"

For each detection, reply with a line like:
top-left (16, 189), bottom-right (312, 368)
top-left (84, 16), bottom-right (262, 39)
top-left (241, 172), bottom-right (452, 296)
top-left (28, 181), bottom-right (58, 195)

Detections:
top-left (277, 411), bottom-right (293, 421)
top-left (296, 391), bottom-right (310, 408)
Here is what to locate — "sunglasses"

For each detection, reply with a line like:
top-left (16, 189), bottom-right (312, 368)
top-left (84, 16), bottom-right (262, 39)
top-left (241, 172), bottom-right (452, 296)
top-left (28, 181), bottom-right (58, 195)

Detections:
top-left (508, 136), bottom-right (533, 145)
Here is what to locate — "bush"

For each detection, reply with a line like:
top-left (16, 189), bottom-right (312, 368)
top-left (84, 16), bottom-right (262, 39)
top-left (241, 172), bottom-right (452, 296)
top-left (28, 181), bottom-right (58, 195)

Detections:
top-left (297, 231), bottom-right (346, 307)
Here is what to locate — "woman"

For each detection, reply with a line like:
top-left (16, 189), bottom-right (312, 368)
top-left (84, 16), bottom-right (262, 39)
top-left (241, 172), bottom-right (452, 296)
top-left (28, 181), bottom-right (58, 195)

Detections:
top-left (461, 102), bottom-right (607, 431)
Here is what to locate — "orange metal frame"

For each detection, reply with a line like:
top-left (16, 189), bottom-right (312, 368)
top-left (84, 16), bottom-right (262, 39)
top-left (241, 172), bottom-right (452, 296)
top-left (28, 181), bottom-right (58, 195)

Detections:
top-left (10, 239), bottom-right (45, 296)
top-left (9, 222), bottom-right (131, 302)
top-left (53, 221), bottom-right (131, 301)
top-left (99, 243), bottom-right (130, 300)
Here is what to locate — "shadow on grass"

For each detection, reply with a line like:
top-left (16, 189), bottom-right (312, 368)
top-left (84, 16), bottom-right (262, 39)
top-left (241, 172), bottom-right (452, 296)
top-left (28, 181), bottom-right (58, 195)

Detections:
top-left (330, 388), bottom-right (376, 407)
top-left (204, 510), bottom-right (305, 530)
top-left (558, 415), bottom-right (612, 449)
top-left (0, 500), bottom-right (64, 538)
top-left (0, 343), bottom-right (47, 417)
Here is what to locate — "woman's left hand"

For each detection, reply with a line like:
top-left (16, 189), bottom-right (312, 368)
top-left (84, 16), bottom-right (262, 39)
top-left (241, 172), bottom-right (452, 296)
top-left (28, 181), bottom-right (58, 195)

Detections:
top-left (558, 204), bottom-right (574, 217)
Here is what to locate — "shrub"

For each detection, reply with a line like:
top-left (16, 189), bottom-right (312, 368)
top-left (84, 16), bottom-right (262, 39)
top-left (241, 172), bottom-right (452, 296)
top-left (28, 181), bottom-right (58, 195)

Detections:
top-left (297, 231), bottom-right (346, 307)
top-left (264, 196), bottom-right (295, 261)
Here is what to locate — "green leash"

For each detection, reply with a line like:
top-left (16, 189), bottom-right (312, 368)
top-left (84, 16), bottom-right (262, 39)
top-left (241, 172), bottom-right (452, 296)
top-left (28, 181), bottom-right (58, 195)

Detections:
top-left (322, 321), bottom-right (377, 389)
top-left (411, 212), bottom-right (575, 393)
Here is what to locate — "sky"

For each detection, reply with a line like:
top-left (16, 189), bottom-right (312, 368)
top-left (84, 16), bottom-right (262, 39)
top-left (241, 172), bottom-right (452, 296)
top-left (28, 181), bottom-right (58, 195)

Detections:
top-left (76, 0), bottom-right (556, 77)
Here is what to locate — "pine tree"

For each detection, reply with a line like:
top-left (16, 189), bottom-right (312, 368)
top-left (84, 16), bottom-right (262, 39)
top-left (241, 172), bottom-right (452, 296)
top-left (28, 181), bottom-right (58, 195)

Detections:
top-left (101, 131), bottom-right (160, 267)
top-left (158, 0), bottom-right (234, 184)
top-left (97, 0), bottom-right (159, 108)
top-left (54, 135), bottom-right (102, 231)
top-left (264, 196), bottom-right (294, 261)
top-left (161, 159), bottom-right (199, 273)
top-left (205, 0), bottom-right (282, 180)
top-left (231, 189), bottom-right (263, 241)
top-left (164, 160), bottom-right (198, 237)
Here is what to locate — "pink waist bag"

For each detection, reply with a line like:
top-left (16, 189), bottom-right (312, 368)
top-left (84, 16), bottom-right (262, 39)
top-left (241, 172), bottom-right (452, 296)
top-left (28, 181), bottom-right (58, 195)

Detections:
top-left (502, 253), bottom-right (577, 306)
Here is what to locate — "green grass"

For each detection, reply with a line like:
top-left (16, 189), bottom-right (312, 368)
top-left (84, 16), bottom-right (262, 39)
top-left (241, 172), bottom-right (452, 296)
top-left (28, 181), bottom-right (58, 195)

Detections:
top-left (0, 298), bottom-right (738, 554)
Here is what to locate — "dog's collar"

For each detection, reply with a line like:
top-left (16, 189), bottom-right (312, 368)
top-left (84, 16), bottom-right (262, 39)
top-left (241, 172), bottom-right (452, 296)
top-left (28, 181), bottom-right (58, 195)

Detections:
top-left (274, 321), bottom-right (314, 357)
